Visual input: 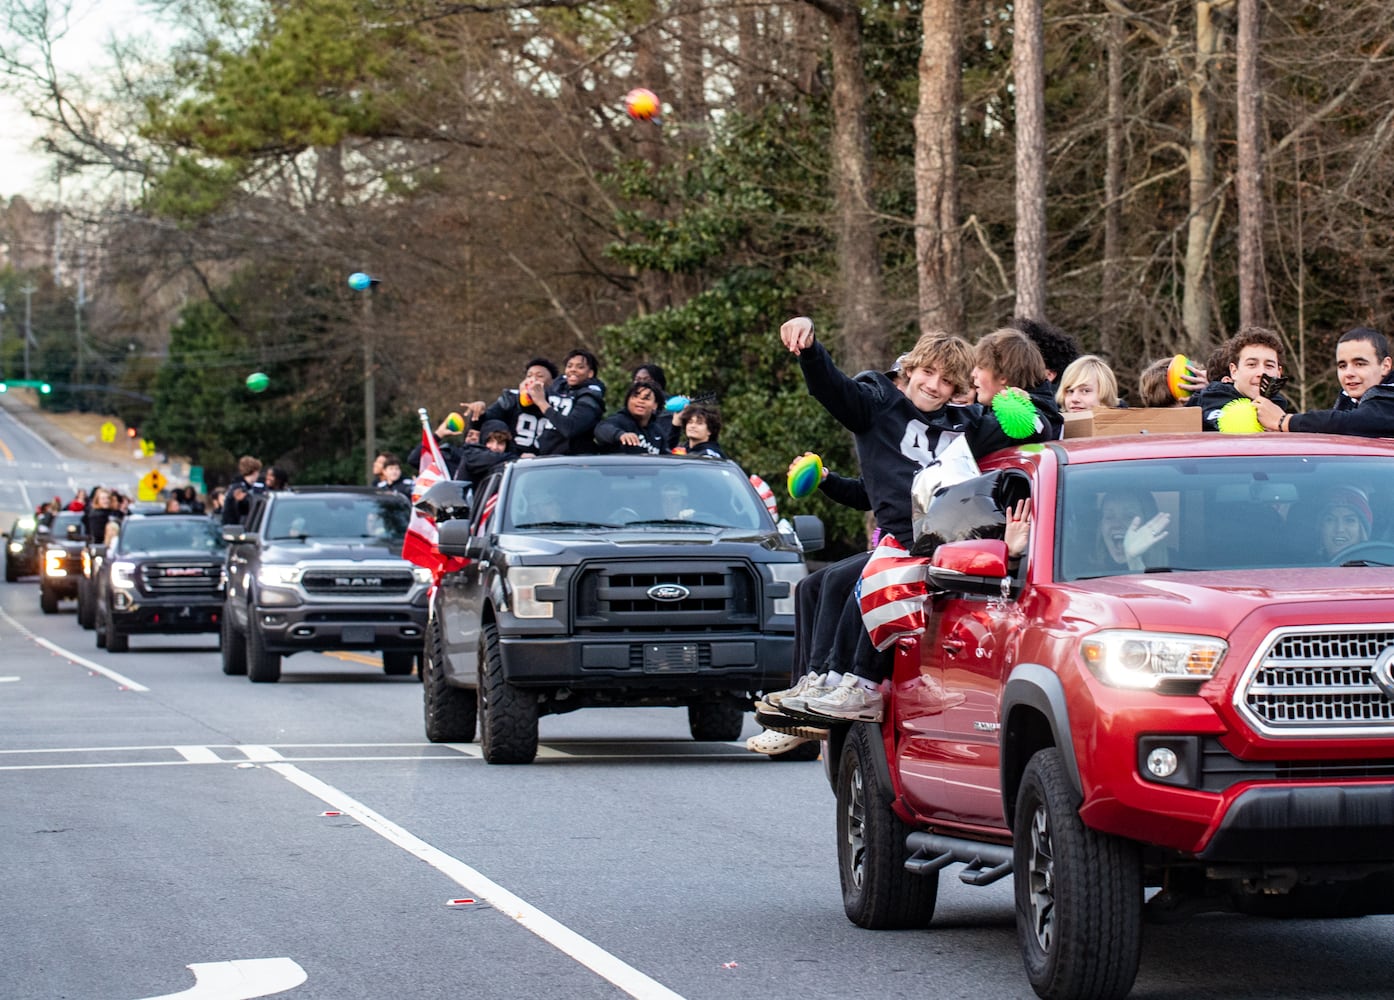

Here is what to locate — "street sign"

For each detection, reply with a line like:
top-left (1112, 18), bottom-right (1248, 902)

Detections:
top-left (100, 421), bottom-right (117, 443)
top-left (138, 469), bottom-right (168, 501)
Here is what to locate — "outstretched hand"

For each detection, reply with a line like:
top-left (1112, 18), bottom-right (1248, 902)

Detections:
top-left (1004, 498), bottom-right (1032, 558)
top-left (780, 317), bottom-right (815, 355)
top-left (1123, 512), bottom-right (1170, 564)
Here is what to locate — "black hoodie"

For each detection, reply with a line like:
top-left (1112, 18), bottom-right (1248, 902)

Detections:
top-left (533, 375), bottom-right (606, 455)
top-left (1191, 380), bottom-right (1293, 432)
top-left (1291, 384), bottom-right (1394, 437)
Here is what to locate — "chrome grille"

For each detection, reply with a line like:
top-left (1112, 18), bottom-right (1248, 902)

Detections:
top-left (301, 569), bottom-right (414, 596)
top-left (1241, 628), bottom-right (1394, 734)
top-left (139, 563), bottom-right (223, 596)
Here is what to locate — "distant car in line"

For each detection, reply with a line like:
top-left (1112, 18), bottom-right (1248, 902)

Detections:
top-left (39, 511), bottom-right (88, 613)
top-left (3, 515), bottom-right (41, 581)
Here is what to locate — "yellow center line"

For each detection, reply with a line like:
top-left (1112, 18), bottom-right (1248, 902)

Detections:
top-left (0, 435), bottom-right (13, 461)
top-left (322, 650), bottom-right (382, 666)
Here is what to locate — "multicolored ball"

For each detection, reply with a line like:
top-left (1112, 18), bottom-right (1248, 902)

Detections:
top-left (1167, 354), bottom-right (1194, 400)
top-left (245, 372), bottom-right (269, 393)
top-left (665, 394), bottom-right (691, 414)
top-left (1216, 397), bottom-right (1263, 434)
top-left (444, 412), bottom-right (465, 433)
top-left (625, 88), bottom-right (660, 121)
top-left (787, 453), bottom-right (824, 499)
top-left (992, 387), bottom-right (1039, 440)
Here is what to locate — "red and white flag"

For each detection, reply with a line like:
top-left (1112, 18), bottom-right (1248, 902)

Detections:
top-left (749, 474), bottom-right (778, 519)
top-left (857, 534), bottom-right (931, 651)
top-left (402, 427), bottom-right (467, 579)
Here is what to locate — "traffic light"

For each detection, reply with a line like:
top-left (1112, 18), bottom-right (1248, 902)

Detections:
top-left (39, 383), bottom-right (51, 395)
top-left (0, 379), bottom-right (53, 394)
top-left (127, 426), bottom-right (138, 438)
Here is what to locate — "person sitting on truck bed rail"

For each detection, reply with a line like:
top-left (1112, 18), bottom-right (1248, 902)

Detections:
top-left (1191, 327), bottom-right (1292, 432)
top-left (595, 379), bottom-right (669, 455)
top-left (464, 356), bottom-right (558, 457)
top-left (795, 326), bottom-right (1063, 724)
top-left (1254, 327), bottom-right (1394, 438)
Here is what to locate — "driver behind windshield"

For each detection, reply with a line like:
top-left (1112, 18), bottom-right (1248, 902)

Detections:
top-left (1317, 487), bottom-right (1373, 562)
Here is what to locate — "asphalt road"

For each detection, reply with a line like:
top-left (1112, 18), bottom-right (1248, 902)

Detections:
top-left (4, 424), bottom-right (1394, 1000)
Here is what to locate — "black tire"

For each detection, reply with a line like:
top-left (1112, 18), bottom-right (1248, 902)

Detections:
top-left (4, 552), bottom-right (16, 583)
top-left (835, 723), bottom-right (938, 929)
top-left (220, 613), bottom-right (247, 676)
top-left (77, 578), bottom-right (95, 629)
top-left (687, 701), bottom-right (746, 741)
top-left (94, 602), bottom-right (108, 649)
top-left (478, 623), bottom-right (537, 764)
top-left (106, 621), bottom-right (129, 653)
top-left (382, 650), bottom-right (417, 676)
top-left (423, 615), bottom-right (477, 743)
top-left (1014, 748), bottom-right (1143, 1000)
top-left (40, 584), bottom-right (58, 614)
top-left (245, 620), bottom-right (282, 683)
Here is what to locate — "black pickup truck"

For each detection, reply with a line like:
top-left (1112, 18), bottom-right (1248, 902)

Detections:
top-left (39, 511), bottom-right (88, 613)
top-left (419, 453), bottom-right (822, 763)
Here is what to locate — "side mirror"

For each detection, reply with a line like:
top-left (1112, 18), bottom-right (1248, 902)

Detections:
top-left (415, 479), bottom-right (472, 522)
top-left (437, 518), bottom-right (476, 558)
top-left (791, 515), bottom-right (824, 553)
top-left (927, 539), bottom-right (1016, 596)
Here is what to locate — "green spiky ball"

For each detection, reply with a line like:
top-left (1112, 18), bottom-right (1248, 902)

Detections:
top-left (992, 387), bottom-right (1038, 440)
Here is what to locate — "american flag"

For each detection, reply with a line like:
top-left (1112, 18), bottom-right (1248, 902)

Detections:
top-left (857, 534), bottom-right (931, 651)
top-left (402, 427), bottom-right (468, 580)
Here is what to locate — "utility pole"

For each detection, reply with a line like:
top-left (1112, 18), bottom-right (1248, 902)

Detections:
top-left (75, 243), bottom-right (86, 396)
top-left (348, 272), bottom-right (379, 483)
top-left (21, 283), bottom-right (36, 380)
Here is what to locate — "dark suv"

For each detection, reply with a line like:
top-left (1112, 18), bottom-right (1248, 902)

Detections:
top-left (422, 454), bottom-right (821, 763)
top-left (92, 514), bottom-right (226, 653)
top-left (221, 487), bottom-right (431, 682)
top-left (4, 515), bottom-right (41, 581)
top-left (39, 511), bottom-right (88, 613)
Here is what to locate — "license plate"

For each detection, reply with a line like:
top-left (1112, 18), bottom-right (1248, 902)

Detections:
top-left (342, 625), bottom-right (375, 643)
top-left (642, 644), bottom-right (699, 673)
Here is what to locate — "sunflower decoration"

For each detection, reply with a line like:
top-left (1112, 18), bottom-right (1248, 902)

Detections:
top-left (1216, 397), bottom-right (1263, 434)
top-left (992, 387), bottom-right (1040, 440)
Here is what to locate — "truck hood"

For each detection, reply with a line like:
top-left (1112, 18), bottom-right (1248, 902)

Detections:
top-left (496, 527), bottom-right (798, 560)
top-left (1066, 567), bottom-right (1394, 633)
top-left (260, 538), bottom-right (408, 564)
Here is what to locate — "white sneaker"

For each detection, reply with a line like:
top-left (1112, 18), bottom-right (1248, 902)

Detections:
top-left (766, 671), bottom-right (829, 710)
top-left (803, 675), bottom-right (884, 722)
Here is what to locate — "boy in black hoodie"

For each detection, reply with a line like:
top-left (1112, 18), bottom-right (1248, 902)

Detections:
top-left (1255, 327), bottom-right (1394, 437)
top-left (802, 323), bottom-right (1059, 719)
top-left (532, 349), bottom-right (606, 455)
top-left (1190, 327), bottom-right (1292, 431)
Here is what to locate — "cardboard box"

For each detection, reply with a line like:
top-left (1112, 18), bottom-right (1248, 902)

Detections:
top-left (1062, 406), bottom-right (1202, 438)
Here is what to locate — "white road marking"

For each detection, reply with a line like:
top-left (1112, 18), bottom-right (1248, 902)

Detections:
top-left (267, 762), bottom-right (687, 1000)
top-left (0, 676), bottom-right (19, 682)
top-left (134, 957), bottom-right (307, 1000)
top-left (0, 607), bottom-right (150, 692)
top-left (174, 746), bottom-right (223, 764)
top-left (239, 745), bottom-right (284, 762)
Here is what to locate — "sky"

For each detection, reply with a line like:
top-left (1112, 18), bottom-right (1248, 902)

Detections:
top-left (2, 0), bottom-right (151, 202)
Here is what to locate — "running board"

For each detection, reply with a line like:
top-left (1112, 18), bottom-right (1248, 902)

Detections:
top-left (904, 832), bottom-right (1014, 886)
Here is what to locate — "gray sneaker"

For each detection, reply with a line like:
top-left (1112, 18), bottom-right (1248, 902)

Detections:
top-left (766, 671), bottom-right (828, 710)
top-left (803, 675), bottom-right (884, 722)
top-left (779, 676), bottom-right (839, 715)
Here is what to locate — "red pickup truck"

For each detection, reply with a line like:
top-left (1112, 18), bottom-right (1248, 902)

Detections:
top-left (826, 433), bottom-right (1394, 1000)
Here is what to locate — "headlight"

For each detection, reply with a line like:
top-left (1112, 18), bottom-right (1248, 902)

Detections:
top-left (411, 566), bottom-right (433, 585)
top-left (8, 542), bottom-right (20, 554)
top-left (767, 562), bottom-right (808, 616)
top-left (110, 561), bottom-right (138, 589)
top-left (257, 565), bottom-right (304, 587)
top-left (509, 566), bottom-right (560, 619)
top-left (44, 548), bottom-right (67, 576)
top-left (1080, 630), bottom-right (1226, 690)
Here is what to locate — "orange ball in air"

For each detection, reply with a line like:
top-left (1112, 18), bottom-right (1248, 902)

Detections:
top-left (625, 88), bottom-right (660, 121)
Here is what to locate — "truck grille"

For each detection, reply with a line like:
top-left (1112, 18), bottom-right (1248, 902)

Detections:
top-left (1240, 627), bottom-right (1394, 735)
top-left (574, 560), bottom-right (759, 633)
top-left (140, 563), bottom-right (223, 596)
top-left (302, 569), bottom-right (415, 596)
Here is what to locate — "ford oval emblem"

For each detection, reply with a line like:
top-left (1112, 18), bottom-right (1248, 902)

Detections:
top-left (648, 583), bottom-right (690, 602)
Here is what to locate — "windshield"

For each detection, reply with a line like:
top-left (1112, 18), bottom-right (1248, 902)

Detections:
top-left (1058, 455), bottom-right (1394, 580)
top-left (265, 495), bottom-right (410, 542)
top-left (120, 518), bottom-right (226, 554)
top-left (503, 462), bottom-right (769, 531)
